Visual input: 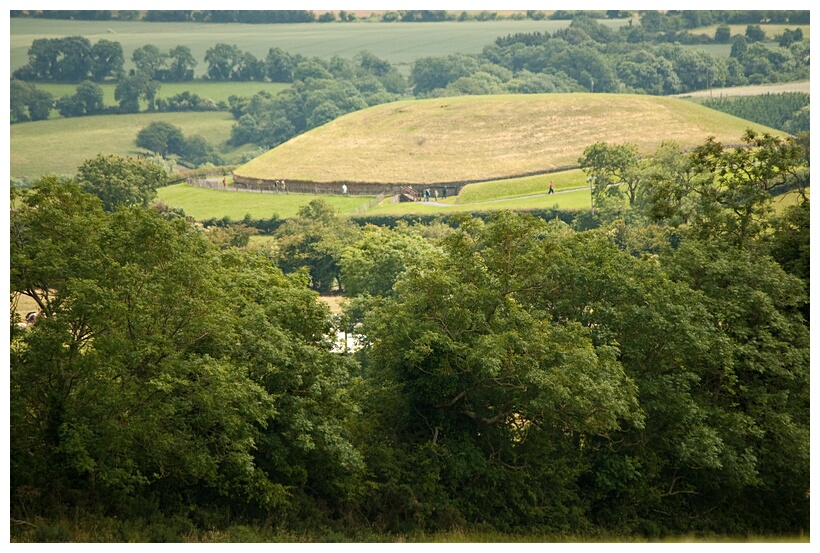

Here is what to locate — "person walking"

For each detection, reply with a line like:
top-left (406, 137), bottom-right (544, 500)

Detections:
top-left (549, 181), bottom-right (555, 194)
top-left (434, 189), bottom-right (439, 201)
top-left (342, 184), bottom-right (348, 195)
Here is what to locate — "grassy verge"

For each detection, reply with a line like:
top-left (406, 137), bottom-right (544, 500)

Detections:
top-left (10, 514), bottom-right (810, 543)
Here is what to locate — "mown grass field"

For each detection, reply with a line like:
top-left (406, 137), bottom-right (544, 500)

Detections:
top-left (156, 167), bottom-right (594, 220)
top-left (10, 111), bottom-right (239, 178)
top-left (156, 170), bottom-right (805, 221)
top-left (235, 93), bottom-right (783, 185)
top-left (156, 183), bottom-right (376, 219)
top-left (454, 169), bottom-right (588, 203)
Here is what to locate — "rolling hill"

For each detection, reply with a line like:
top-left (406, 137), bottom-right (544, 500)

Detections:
top-left (233, 93), bottom-right (784, 190)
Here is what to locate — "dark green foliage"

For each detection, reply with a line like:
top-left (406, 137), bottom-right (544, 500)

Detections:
top-left (13, 36), bottom-right (95, 82)
top-left (11, 180), bottom-right (363, 532)
top-left (274, 199), bottom-right (361, 293)
top-left (89, 39), bottom-right (124, 81)
top-left (76, 154), bottom-right (168, 211)
top-left (115, 73), bottom-right (160, 113)
top-left (228, 54), bottom-right (400, 148)
top-left (702, 93), bottom-right (810, 134)
top-left (11, 80), bottom-right (54, 123)
top-left (155, 91), bottom-right (219, 112)
top-left (135, 121), bottom-right (185, 158)
top-left (56, 81), bottom-right (105, 118)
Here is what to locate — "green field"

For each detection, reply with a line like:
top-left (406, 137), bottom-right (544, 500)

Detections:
top-left (31, 81), bottom-right (291, 115)
top-left (454, 169), bottom-right (588, 204)
top-left (155, 167), bottom-right (595, 220)
top-left (15, 17), bottom-right (796, 78)
top-left (155, 168), bottom-right (805, 221)
top-left (11, 18), bottom-right (613, 76)
top-left (156, 183), bottom-right (376, 219)
top-left (236, 93), bottom-right (783, 186)
top-left (10, 111), bottom-right (238, 178)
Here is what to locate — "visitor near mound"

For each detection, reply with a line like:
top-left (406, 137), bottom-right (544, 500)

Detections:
top-left (342, 184), bottom-right (347, 195)
top-left (549, 181), bottom-right (555, 194)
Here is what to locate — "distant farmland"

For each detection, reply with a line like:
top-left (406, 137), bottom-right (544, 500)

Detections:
top-left (10, 111), bottom-right (237, 178)
top-left (10, 18), bottom-right (607, 76)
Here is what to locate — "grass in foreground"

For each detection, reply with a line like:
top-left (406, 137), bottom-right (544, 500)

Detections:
top-left (11, 515), bottom-right (809, 543)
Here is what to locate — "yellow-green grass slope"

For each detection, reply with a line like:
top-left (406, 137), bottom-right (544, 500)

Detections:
top-left (234, 93), bottom-right (783, 186)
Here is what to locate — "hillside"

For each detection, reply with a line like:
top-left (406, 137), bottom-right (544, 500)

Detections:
top-left (10, 111), bottom-right (237, 179)
top-left (234, 93), bottom-right (783, 187)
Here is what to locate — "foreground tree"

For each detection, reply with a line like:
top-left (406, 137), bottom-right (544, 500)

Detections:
top-left (357, 213), bottom-right (642, 531)
top-left (11, 181), bottom-right (364, 525)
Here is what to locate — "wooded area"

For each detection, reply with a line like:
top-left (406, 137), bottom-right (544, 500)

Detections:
top-left (10, 130), bottom-right (810, 541)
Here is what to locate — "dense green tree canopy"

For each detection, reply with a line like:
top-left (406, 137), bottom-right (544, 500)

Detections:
top-left (76, 154), bottom-right (168, 211)
top-left (135, 121), bottom-right (185, 158)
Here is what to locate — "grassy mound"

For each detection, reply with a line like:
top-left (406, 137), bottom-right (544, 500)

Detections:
top-left (234, 93), bottom-right (783, 186)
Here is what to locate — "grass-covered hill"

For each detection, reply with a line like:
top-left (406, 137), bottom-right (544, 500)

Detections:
top-left (233, 93), bottom-right (783, 187)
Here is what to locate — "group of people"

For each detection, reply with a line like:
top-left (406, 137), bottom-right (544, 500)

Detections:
top-left (273, 180), bottom-right (287, 193)
top-left (422, 188), bottom-right (445, 202)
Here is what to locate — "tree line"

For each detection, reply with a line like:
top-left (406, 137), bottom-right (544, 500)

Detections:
top-left (10, 130), bottom-right (809, 540)
top-left (11, 13), bottom-right (810, 145)
top-left (11, 9), bottom-right (811, 25)
top-left (701, 92), bottom-right (809, 135)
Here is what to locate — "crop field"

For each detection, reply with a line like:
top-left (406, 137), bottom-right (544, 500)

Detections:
top-left (673, 80), bottom-right (810, 100)
top-left (10, 111), bottom-right (237, 178)
top-left (236, 93), bottom-right (782, 186)
top-left (156, 183), bottom-right (376, 219)
top-left (10, 18), bottom-right (621, 76)
top-left (14, 17), bottom-right (796, 77)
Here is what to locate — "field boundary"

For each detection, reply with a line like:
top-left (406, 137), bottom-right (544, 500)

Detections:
top-left (231, 164), bottom-right (581, 197)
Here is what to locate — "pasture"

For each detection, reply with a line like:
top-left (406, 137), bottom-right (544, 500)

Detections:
top-left (156, 183), bottom-right (376, 219)
top-left (31, 81), bottom-right (291, 114)
top-left (10, 111), bottom-right (238, 178)
top-left (155, 167), bottom-right (595, 219)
